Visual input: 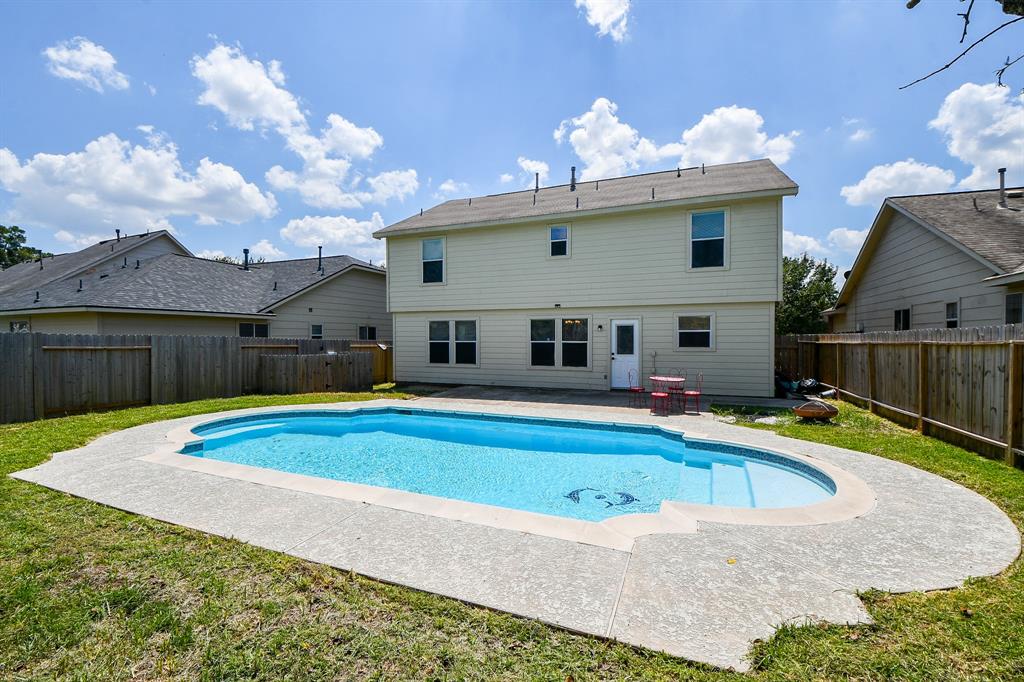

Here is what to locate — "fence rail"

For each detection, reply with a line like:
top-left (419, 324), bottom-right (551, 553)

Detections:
top-left (776, 324), bottom-right (1024, 468)
top-left (0, 332), bottom-right (371, 424)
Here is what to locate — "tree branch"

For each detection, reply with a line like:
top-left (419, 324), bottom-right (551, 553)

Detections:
top-left (899, 15), bottom-right (1024, 89)
top-left (996, 52), bottom-right (1024, 86)
top-left (958, 0), bottom-right (975, 44)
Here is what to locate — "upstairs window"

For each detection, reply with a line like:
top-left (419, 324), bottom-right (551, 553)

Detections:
top-left (359, 325), bottom-right (377, 341)
top-left (529, 318), bottom-right (589, 368)
top-left (690, 210), bottom-right (726, 269)
top-left (677, 314), bottom-right (713, 349)
top-left (549, 225), bottom-right (570, 257)
top-left (310, 323), bottom-right (324, 340)
top-left (894, 308), bottom-right (911, 331)
top-left (1007, 293), bottom-right (1023, 325)
top-left (239, 322), bottom-right (269, 338)
top-left (422, 238), bottom-right (444, 284)
top-left (428, 320), bottom-right (477, 365)
top-left (945, 302), bottom-right (959, 329)
top-left (9, 320), bottom-right (29, 333)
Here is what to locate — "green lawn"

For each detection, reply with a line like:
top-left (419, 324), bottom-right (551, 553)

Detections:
top-left (1, 395), bottom-right (1021, 680)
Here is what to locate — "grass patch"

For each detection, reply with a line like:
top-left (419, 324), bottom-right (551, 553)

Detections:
top-left (0, 394), bottom-right (1021, 678)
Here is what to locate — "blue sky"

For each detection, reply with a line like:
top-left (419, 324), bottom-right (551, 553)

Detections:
top-left (1, 0), bottom-right (1021, 273)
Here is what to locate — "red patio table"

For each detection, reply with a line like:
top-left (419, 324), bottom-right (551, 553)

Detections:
top-left (649, 376), bottom-right (684, 415)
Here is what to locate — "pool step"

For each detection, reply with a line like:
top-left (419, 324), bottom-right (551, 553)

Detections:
top-left (710, 461), bottom-right (754, 508)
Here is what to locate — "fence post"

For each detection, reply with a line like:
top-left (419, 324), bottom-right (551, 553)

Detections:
top-left (31, 333), bottom-right (45, 420)
top-left (866, 341), bottom-right (876, 413)
top-left (917, 342), bottom-right (927, 433)
top-left (835, 343), bottom-right (842, 396)
top-left (1007, 341), bottom-right (1020, 464)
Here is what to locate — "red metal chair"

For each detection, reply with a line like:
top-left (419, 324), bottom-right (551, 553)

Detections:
top-left (682, 372), bottom-right (703, 414)
top-left (649, 377), bottom-right (670, 416)
top-left (627, 369), bottom-right (646, 408)
top-left (667, 367), bottom-right (686, 411)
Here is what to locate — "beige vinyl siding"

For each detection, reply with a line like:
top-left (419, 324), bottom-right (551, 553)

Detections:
top-left (97, 313), bottom-right (248, 336)
top-left (386, 198), bottom-right (782, 313)
top-left (2, 312), bottom-right (100, 333)
top-left (393, 302), bottom-right (774, 397)
top-left (268, 269), bottom-right (391, 340)
top-left (835, 212), bottom-right (1004, 332)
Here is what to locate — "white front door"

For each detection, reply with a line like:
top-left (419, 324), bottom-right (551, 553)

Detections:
top-left (610, 319), bottom-right (640, 389)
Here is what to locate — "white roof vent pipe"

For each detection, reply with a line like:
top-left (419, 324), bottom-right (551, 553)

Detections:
top-left (997, 167), bottom-right (1008, 209)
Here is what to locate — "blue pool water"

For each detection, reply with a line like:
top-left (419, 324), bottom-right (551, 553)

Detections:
top-left (184, 409), bottom-right (834, 522)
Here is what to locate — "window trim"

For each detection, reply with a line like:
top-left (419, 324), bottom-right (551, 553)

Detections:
top-left (526, 316), bottom-right (593, 370)
top-left (894, 308), bottom-right (911, 331)
top-left (686, 207), bottom-right (730, 272)
top-left (420, 236), bottom-right (446, 286)
top-left (425, 319), bottom-right (480, 367)
top-left (945, 301), bottom-right (959, 329)
top-left (673, 312), bottom-right (716, 352)
top-left (309, 322), bottom-right (324, 340)
top-left (239, 322), bottom-right (269, 338)
top-left (358, 325), bottom-right (377, 341)
top-left (547, 224), bottom-right (571, 259)
top-left (1007, 292), bottom-right (1023, 325)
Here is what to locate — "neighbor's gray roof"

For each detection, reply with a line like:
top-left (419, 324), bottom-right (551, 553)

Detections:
top-left (0, 253), bottom-right (382, 315)
top-left (888, 188), bottom-right (1024, 274)
top-left (374, 159), bottom-right (798, 237)
top-left (0, 230), bottom-right (187, 296)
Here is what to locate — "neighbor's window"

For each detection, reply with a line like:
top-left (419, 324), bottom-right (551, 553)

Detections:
top-left (677, 315), bottom-right (713, 349)
top-left (549, 225), bottom-right (569, 257)
top-left (239, 322), bottom-right (269, 338)
top-left (358, 325), bottom-right (377, 341)
top-left (690, 210), bottom-right (726, 268)
top-left (428, 320), bottom-right (477, 365)
top-left (422, 238), bottom-right (444, 284)
top-left (454, 320), bottom-right (477, 364)
top-left (529, 318), bottom-right (589, 368)
top-left (310, 323), bottom-right (324, 340)
top-left (1007, 293), bottom-right (1023, 325)
top-left (9, 320), bottom-right (29, 332)
top-left (945, 302), bottom-right (959, 329)
top-left (894, 308), bottom-right (911, 331)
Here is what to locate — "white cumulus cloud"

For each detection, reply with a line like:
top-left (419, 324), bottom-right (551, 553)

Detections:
top-left (782, 227), bottom-right (868, 263)
top-left (929, 82), bottom-right (1024, 190)
top-left (195, 249), bottom-right (228, 260)
top-left (575, 0), bottom-right (631, 42)
top-left (499, 173), bottom-right (514, 184)
top-left (434, 178), bottom-right (469, 200)
top-left (782, 231), bottom-right (827, 258)
top-left (54, 229), bottom-right (107, 249)
top-left (840, 159), bottom-right (955, 206)
top-left (554, 98), bottom-right (797, 181)
top-left (0, 132), bottom-right (277, 232)
top-left (192, 43), bottom-right (414, 210)
top-left (517, 156), bottom-right (550, 187)
top-left (43, 37), bottom-right (129, 93)
top-left (249, 238), bottom-right (286, 260)
top-left (280, 213), bottom-right (385, 263)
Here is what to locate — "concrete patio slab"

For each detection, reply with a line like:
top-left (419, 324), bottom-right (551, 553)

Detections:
top-left (9, 392), bottom-right (1021, 672)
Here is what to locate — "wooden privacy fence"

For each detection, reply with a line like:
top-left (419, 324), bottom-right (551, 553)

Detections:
top-left (259, 353), bottom-right (373, 394)
top-left (776, 324), bottom-right (1024, 468)
top-left (349, 342), bottom-right (394, 384)
top-left (0, 332), bottom-right (372, 424)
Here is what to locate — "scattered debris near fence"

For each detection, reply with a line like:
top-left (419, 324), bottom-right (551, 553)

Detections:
top-left (0, 332), bottom-right (373, 424)
top-left (777, 324), bottom-right (1024, 468)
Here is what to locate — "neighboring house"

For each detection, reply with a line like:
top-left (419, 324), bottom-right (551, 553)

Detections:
top-left (826, 175), bottom-right (1024, 333)
top-left (0, 234), bottom-right (390, 340)
top-left (373, 159), bottom-right (797, 397)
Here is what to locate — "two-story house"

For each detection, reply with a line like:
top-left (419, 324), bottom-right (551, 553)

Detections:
top-left (826, 171), bottom-right (1024, 333)
top-left (373, 159), bottom-right (798, 397)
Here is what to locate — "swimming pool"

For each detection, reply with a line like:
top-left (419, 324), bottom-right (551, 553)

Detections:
top-left (182, 408), bottom-right (835, 522)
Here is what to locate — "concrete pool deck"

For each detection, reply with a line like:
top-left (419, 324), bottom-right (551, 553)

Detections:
top-left (10, 392), bottom-right (1021, 672)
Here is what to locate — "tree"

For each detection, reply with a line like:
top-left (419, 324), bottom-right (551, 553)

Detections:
top-left (776, 254), bottom-right (839, 335)
top-left (0, 225), bottom-right (52, 269)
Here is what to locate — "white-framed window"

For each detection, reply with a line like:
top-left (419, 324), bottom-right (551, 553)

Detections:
top-left (310, 323), bottom-right (324, 340)
top-left (945, 302), bottom-right (959, 329)
top-left (428, 320), bottom-right (477, 365)
top-left (9, 320), bottom-right (29, 332)
top-left (894, 308), bottom-right (911, 331)
top-left (529, 317), bottom-right (590, 368)
top-left (239, 322), bottom-right (269, 338)
top-left (688, 209), bottom-right (727, 269)
top-left (549, 225), bottom-right (570, 258)
top-left (1007, 293), bottom-right (1023, 325)
top-left (358, 325), bottom-right (377, 341)
top-left (676, 314), bottom-right (714, 349)
top-left (421, 237), bottom-right (445, 284)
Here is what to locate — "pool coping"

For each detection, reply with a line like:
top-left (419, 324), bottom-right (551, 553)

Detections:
top-left (142, 404), bottom-right (877, 552)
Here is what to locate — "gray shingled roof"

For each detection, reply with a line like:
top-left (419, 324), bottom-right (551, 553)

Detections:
top-left (888, 188), bottom-right (1024, 274)
top-left (374, 159), bottom-right (797, 237)
top-left (0, 253), bottom-right (382, 315)
top-left (0, 230), bottom-right (184, 296)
